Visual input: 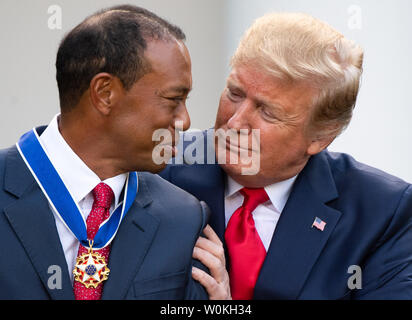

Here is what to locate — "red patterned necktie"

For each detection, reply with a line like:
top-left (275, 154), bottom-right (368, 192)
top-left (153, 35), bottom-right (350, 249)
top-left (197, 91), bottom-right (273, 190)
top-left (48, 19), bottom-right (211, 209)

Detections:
top-left (73, 182), bottom-right (114, 300)
top-left (225, 187), bottom-right (269, 300)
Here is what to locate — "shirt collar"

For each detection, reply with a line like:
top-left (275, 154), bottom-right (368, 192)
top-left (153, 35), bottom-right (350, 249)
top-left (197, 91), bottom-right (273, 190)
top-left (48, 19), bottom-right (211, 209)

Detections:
top-left (39, 114), bottom-right (127, 206)
top-left (225, 174), bottom-right (298, 213)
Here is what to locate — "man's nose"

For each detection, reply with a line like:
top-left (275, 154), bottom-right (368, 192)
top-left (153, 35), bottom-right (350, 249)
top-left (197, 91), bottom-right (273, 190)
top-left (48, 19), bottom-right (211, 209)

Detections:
top-left (227, 100), bottom-right (252, 131)
top-left (174, 104), bottom-right (191, 132)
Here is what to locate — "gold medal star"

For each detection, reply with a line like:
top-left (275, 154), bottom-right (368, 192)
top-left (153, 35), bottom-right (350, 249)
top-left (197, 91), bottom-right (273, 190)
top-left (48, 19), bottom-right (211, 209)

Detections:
top-left (77, 253), bottom-right (106, 282)
top-left (73, 247), bottom-right (110, 288)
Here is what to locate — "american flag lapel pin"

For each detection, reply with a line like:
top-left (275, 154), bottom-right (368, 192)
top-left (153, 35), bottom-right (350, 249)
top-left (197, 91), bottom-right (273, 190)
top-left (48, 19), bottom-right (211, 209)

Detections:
top-left (312, 217), bottom-right (326, 231)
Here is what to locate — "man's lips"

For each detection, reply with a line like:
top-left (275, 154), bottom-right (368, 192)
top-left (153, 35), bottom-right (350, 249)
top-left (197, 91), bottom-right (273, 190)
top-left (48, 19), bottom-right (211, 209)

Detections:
top-left (224, 137), bottom-right (258, 153)
top-left (215, 130), bottom-right (258, 152)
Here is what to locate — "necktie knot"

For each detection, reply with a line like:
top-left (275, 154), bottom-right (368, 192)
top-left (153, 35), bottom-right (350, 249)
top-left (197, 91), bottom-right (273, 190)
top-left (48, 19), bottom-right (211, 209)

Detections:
top-left (92, 183), bottom-right (114, 210)
top-left (240, 187), bottom-right (269, 212)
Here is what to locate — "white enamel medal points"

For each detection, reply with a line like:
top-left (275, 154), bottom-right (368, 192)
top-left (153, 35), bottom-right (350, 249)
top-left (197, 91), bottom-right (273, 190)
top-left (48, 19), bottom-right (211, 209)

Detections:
top-left (73, 241), bottom-right (110, 288)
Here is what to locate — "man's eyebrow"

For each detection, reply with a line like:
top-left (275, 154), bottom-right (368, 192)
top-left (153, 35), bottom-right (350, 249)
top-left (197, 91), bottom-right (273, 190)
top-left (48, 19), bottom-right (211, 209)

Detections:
top-left (227, 76), bottom-right (287, 113)
top-left (227, 79), bottom-right (280, 109)
top-left (159, 86), bottom-right (192, 96)
top-left (227, 78), bottom-right (241, 89)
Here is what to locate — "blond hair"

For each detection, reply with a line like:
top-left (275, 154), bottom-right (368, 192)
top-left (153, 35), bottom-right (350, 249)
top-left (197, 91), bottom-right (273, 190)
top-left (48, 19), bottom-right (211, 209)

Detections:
top-left (231, 13), bottom-right (364, 138)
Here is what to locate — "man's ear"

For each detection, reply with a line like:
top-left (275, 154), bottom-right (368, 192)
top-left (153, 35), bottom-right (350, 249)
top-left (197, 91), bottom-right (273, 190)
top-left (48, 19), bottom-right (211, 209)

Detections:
top-left (306, 134), bottom-right (336, 156)
top-left (89, 73), bottom-right (123, 116)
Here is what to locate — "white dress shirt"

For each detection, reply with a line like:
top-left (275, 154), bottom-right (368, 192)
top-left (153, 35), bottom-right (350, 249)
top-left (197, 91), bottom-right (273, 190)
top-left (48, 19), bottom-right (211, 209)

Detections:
top-left (225, 175), bottom-right (297, 252)
top-left (39, 114), bottom-right (128, 282)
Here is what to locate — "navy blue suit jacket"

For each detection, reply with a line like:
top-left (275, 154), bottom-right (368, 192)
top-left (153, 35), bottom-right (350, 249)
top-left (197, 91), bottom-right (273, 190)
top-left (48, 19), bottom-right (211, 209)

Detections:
top-left (0, 136), bottom-right (209, 300)
top-left (160, 132), bottom-right (412, 299)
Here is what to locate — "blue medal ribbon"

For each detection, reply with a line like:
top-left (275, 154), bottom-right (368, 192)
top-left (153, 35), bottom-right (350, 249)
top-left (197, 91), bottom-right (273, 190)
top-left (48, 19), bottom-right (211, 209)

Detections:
top-left (16, 128), bottom-right (138, 249)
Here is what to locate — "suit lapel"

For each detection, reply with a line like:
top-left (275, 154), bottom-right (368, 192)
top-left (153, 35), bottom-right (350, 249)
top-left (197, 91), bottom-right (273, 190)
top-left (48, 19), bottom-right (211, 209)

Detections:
top-left (3, 147), bottom-right (74, 300)
top-left (254, 152), bottom-right (342, 299)
top-left (102, 174), bottom-right (159, 300)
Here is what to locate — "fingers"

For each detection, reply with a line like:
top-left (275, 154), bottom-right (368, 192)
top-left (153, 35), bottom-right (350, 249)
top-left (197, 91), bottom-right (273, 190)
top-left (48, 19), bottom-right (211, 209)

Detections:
top-left (192, 266), bottom-right (231, 300)
top-left (192, 224), bottom-right (232, 300)
top-left (192, 266), bottom-right (218, 295)
top-left (195, 224), bottom-right (226, 266)
top-left (202, 224), bottom-right (222, 246)
top-left (195, 236), bottom-right (226, 266)
top-left (193, 245), bottom-right (224, 283)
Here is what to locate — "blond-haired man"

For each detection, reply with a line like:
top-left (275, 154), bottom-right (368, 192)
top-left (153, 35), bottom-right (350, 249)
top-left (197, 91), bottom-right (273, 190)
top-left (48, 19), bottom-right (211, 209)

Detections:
top-left (161, 13), bottom-right (412, 299)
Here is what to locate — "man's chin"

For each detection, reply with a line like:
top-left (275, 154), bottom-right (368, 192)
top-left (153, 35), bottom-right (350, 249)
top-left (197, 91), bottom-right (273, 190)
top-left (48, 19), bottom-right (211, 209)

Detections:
top-left (219, 162), bottom-right (250, 178)
top-left (220, 162), bottom-right (268, 186)
top-left (149, 162), bottom-right (168, 174)
top-left (134, 160), bottom-right (169, 174)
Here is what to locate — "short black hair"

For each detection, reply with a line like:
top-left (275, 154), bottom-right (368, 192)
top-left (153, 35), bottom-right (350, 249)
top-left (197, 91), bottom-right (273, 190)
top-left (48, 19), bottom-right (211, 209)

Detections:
top-left (56, 5), bottom-right (186, 111)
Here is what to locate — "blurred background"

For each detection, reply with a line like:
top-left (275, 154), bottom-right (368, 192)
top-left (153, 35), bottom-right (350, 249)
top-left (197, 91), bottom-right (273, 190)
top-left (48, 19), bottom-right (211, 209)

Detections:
top-left (0, 0), bottom-right (411, 182)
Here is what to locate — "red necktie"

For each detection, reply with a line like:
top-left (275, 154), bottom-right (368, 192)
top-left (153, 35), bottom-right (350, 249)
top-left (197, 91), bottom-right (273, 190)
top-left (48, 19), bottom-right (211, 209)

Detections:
top-left (225, 188), bottom-right (269, 300)
top-left (73, 182), bottom-right (114, 300)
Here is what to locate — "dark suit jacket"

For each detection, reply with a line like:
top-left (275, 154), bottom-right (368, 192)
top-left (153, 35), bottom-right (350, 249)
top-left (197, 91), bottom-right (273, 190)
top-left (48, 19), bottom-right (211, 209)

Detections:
top-left (0, 142), bottom-right (209, 300)
top-left (160, 131), bottom-right (412, 299)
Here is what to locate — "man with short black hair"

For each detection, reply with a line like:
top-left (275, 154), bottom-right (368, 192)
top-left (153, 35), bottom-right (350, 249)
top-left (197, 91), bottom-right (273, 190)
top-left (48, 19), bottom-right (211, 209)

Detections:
top-left (0, 5), bottom-right (229, 300)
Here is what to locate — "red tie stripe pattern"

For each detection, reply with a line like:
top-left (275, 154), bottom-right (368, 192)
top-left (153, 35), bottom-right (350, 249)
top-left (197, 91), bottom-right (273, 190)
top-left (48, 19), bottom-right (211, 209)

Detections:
top-left (73, 182), bottom-right (114, 300)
